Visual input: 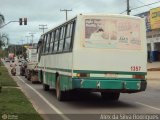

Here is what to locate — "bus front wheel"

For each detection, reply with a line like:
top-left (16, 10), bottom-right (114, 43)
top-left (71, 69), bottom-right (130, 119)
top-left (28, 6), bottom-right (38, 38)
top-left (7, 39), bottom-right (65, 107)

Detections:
top-left (43, 84), bottom-right (49, 91)
top-left (101, 92), bottom-right (120, 101)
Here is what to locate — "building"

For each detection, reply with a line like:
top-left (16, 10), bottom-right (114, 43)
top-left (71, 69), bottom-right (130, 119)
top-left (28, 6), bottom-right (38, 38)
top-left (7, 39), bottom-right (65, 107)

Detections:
top-left (136, 7), bottom-right (160, 62)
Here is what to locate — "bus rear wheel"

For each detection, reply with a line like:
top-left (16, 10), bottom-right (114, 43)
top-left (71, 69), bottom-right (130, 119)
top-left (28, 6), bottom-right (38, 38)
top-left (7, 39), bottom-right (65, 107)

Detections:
top-left (101, 92), bottom-right (120, 101)
top-left (56, 77), bottom-right (66, 101)
top-left (40, 70), bottom-right (43, 83)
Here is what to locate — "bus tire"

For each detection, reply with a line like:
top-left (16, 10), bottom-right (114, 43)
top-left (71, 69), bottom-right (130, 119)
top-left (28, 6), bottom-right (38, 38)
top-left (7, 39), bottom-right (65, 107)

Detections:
top-left (56, 76), bottom-right (66, 101)
top-left (101, 92), bottom-right (120, 101)
top-left (43, 84), bottom-right (49, 91)
top-left (40, 70), bottom-right (43, 83)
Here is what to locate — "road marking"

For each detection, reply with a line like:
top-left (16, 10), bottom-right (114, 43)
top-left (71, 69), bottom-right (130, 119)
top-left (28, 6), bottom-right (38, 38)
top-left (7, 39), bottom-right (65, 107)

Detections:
top-left (17, 76), bottom-right (70, 120)
top-left (136, 102), bottom-right (160, 111)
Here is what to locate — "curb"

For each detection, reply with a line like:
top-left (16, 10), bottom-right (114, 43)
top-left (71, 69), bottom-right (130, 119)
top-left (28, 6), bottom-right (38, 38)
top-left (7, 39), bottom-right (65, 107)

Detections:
top-left (147, 68), bottom-right (160, 71)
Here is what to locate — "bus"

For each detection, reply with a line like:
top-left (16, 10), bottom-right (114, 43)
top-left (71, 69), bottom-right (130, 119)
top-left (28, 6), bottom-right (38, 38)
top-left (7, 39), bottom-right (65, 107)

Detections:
top-left (37, 13), bottom-right (147, 101)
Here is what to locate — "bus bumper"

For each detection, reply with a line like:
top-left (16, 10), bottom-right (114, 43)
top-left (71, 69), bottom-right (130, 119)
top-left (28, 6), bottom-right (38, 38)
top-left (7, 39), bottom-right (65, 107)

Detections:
top-left (72, 78), bottom-right (147, 93)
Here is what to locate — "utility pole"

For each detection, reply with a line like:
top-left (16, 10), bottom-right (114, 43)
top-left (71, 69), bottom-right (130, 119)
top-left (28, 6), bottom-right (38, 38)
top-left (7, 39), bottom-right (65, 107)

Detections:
top-left (14, 44), bottom-right (17, 56)
top-left (39, 25), bottom-right (48, 33)
top-left (25, 36), bottom-right (30, 45)
top-left (20, 40), bottom-right (24, 55)
top-left (29, 33), bottom-right (36, 47)
top-left (127, 0), bottom-right (131, 15)
top-left (17, 42), bottom-right (19, 56)
top-left (60, 9), bottom-right (72, 21)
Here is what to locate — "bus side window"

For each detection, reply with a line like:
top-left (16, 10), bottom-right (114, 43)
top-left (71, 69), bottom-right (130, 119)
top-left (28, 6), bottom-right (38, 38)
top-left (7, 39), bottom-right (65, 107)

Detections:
top-left (51, 31), bottom-right (55, 53)
top-left (43, 35), bottom-right (47, 54)
top-left (49, 32), bottom-right (54, 53)
top-left (45, 34), bottom-right (50, 54)
top-left (41, 36), bottom-right (44, 54)
top-left (64, 21), bottom-right (75, 52)
top-left (70, 20), bottom-right (76, 51)
top-left (64, 23), bottom-right (71, 51)
top-left (53, 29), bottom-right (60, 53)
top-left (58, 26), bottom-right (66, 52)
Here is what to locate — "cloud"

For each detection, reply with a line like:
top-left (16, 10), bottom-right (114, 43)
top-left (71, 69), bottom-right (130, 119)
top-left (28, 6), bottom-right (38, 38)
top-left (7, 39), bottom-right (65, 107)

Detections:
top-left (1, 0), bottom-right (160, 44)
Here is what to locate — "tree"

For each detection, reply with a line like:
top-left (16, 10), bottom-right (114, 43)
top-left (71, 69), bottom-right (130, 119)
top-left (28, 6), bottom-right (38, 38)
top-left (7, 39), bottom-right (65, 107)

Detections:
top-left (0, 33), bottom-right (9, 49)
top-left (0, 13), bottom-right (5, 27)
top-left (0, 13), bottom-right (8, 49)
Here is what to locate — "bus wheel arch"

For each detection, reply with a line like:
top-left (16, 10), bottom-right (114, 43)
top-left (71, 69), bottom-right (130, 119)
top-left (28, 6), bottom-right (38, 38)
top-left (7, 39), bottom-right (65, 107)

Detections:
top-left (56, 75), bottom-right (63, 101)
top-left (40, 70), bottom-right (43, 83)
top-left (42, 71), bottom-right (50, 91)
top-left (55, 74), bottom-right (67, 101)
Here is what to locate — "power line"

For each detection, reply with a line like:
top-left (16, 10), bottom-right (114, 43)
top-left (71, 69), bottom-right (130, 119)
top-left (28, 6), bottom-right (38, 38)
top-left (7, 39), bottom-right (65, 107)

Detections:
top-left (39, 24), bottom-right (47, 34)
top-left (136, 0), bottom-right (151, 9)
top-left (29, 33), bottom-right (36, 46)
top-left (20, 39), bottom-right (24, 54)
top-left (131, 1), bottom-right (160, 10)
top-left (120, 1), bottom-right (160, 14)
top-left (25, 36), bottom-right (30, 44)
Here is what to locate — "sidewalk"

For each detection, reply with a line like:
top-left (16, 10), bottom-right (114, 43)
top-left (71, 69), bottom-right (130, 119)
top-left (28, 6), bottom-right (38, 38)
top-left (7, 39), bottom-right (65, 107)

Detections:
top-left (147, 62), bottom-right (160, 80)
top-left (147, 62), bottom-right (160, 71)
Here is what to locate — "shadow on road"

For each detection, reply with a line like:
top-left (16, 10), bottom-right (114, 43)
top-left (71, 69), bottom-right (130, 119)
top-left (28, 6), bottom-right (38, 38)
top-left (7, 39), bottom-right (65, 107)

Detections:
top-left (47, 89), bottom-right (138, 109)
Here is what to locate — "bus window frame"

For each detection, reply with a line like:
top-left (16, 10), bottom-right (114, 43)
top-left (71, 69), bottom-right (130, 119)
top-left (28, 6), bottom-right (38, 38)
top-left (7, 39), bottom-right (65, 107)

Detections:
top-left (70, 20), bottom-right (76, 51)
top-left (45, 34), bottom-right (50, 54)
top-left (41, 35), bottom-right (45, 54)
top-left (49, 32), bottom-right (54, 53)
top-left (57, 26), bottom-right (66, 52)
top-left (63, 23), bottom-right (72, 52)
top-left (43, 35), bottom-right (47, 54)
top-left (51, 31), bottom-right (56, 53)
top-left (53, 28), bottom-right (60, 53)
top-left (47, 33), bottom-right (51, 53)
top-left (40, 18), bottom-right (76, 56)
top-left (63, 21), bottom-right (75, 52)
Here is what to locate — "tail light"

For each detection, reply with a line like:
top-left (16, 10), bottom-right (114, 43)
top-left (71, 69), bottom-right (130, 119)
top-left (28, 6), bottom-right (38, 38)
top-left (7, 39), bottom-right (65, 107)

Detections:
top-left (133, 75), bottom-right (145, 79)
top-left (76, 73), bottom-right (90, 77)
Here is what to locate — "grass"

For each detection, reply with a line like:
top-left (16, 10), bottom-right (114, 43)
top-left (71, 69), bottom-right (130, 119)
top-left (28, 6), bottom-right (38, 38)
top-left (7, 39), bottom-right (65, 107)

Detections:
top-left (0, 88), bottom-right (43, 120)
top-left (0, 63), bottom-right (17, 87)
top-left (0, 61), bottom-right (43, 120)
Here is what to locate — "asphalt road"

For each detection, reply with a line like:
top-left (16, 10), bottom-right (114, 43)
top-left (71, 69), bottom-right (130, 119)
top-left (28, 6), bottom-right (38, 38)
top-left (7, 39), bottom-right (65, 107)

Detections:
top-left (4, 61), bottom-right (160, 120)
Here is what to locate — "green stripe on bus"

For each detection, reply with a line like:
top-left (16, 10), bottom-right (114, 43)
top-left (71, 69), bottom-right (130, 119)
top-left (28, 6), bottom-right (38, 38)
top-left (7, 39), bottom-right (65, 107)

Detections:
top-left (73, 77), bottom-right (141, 81)
top-left (73, 70), bottom-right (146, 75)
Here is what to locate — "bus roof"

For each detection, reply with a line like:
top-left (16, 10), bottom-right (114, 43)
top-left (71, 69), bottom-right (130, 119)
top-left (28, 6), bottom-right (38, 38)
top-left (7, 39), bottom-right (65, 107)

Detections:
top-left (41, 13), bottom-right (142, 36)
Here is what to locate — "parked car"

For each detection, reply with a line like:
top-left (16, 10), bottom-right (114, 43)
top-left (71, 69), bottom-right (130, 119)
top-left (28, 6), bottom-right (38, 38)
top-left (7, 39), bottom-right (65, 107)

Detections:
top-left (25, 62), bottom-right (39, 83)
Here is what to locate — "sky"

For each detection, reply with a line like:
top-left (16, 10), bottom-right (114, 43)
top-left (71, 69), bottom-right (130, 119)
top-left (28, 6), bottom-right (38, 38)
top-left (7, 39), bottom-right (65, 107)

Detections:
top-left (0, 0), bottom-right (160, 45)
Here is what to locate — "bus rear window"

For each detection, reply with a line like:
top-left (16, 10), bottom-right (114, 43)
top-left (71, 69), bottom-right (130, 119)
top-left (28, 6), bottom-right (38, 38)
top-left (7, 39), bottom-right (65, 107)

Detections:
top-left (83, 17), bottom-right (141, 50)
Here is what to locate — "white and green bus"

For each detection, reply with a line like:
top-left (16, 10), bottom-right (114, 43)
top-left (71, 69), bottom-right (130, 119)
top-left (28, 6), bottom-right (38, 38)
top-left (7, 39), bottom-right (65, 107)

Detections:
top-left (37, 14), bottom-right (147, 101)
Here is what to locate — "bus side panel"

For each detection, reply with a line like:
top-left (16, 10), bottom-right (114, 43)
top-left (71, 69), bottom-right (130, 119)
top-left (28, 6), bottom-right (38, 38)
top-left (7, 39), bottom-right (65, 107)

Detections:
top-left (59, 75), bottom-right (73, 91)
top-left (39, 53), bottom-right (73, 89)
top-left (45, 72), bottom-right (56, 88)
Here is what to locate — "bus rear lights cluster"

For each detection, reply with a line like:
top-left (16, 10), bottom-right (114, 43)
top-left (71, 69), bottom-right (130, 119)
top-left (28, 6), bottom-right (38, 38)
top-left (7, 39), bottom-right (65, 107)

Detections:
top-left (132, 75), bottom-right (145, 79)
top-left (76, 73), bottom-right (90, 77)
